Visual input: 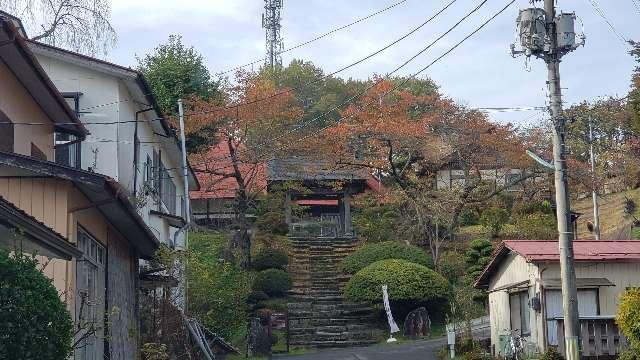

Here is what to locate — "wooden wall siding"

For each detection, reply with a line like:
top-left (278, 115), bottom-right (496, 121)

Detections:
top-left (107, 230), bottom-right (138, 360)
top-left (0, 60), bottom-right (55, 160)
top-left (0, 177), bottom-right (69, 235)
top-left (541, 262), bottom-right (640, 316)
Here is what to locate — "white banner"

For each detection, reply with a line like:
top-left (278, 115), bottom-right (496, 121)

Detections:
top-left (382, 285), bottom-right (400, 334)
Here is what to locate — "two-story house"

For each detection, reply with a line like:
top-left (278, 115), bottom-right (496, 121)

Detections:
top-left (0, 15), bottom-right (160, 359)
top-left (24, 40), bottom-right (200, 253)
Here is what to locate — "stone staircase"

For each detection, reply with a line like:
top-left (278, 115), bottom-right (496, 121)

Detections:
top-left (286, 237), bottom-right (381, 348)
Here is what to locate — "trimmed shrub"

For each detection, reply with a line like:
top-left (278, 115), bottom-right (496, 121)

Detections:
top-left (253, 249), bottom-right (289, 271)
top-left (617, 287), bottom-right (640, 347)
top-left (0, 250), bottom-right (73, 360)
top-left (344, 259), bottom-right (450, 304)
top-left (253, 269), bottom-right (292, 297)
top-left (505, 212), bottom-right (557, 240)
top-left (341, 241), bottom-right (431, 274)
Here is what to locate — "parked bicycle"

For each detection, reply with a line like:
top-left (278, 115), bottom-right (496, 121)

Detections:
top-left (500, 329), bottom-right (525, 360)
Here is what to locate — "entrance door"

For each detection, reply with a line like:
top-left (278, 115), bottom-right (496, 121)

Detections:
top-left (319, 213), bottom-right (340, 237)
top-left (546, 289), bottom-right (598, 345)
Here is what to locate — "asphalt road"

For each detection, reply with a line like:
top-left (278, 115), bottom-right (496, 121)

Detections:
top-left (277, 337), bottom-right (447, 360)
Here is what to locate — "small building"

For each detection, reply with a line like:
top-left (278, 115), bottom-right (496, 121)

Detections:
top-left (476, 240), bottom-right (639, 357)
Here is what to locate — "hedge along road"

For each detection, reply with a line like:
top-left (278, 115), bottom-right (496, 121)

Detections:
top-left (277, 337), bottom-right (447, 360)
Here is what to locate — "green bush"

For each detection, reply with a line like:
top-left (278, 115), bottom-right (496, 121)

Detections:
top-left (619, 347), bottom-right (640, 360)
top-left (0, 250), bottom-right (73, 360)
top-left (341, 241), bottom-right (432, 274)
top-left (187, 231), bottom-right (252, 343)
top-left (539, 347), bottom-right (563, 360)
top-left (344, 259), bottom-right (450, 304)
top-left (436, 250), bottom-right (467, 285)
top-left (480, 206), bottom-right (509, 237)
top-left (253, 249), bottom-right (289, 271)
top-left (458, 207), bottom-right (480, 226)
top-left (352, 193), bottom-right (403, 243)
top-left (617, 287), bottom-right (640, 347)
top-left (253, 269), bottom-right (292, 297)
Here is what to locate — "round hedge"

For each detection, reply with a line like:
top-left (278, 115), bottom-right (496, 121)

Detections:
top-left (341, 241), bottom-right (431, 274)
top-left (253, 269), bottom-right (292, 297)
top-left (617, 287), bottom-right (640, 347)
top-left (344, 259), bottom-right (450, 304)
top-left (253, 249), bottom-right (289, 271)
top-left (0, 250), bottom-right (73, 360)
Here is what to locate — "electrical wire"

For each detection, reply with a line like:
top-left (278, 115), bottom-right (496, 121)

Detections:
top-left (585, 0), bottom-right (629, 46)
top-left (218, 0), bottom-right (411, 74)
top-left (184, 0), bottom-right (460, 118)
top-left (183, 0), bottom-right (518, 173)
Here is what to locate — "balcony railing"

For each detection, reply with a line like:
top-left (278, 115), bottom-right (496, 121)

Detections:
top-left (555, 316), bottom-right (628, 357)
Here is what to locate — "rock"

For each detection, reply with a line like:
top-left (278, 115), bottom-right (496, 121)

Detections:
top-left (402, 307), bottom-right (431, 338)
top-left (248, 317), bottom-right (273, 356)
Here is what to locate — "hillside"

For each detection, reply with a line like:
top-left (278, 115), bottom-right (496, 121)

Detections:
top-left (572, 188), bottom-right (640, 240)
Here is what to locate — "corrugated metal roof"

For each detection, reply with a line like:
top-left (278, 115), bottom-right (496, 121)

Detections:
top-left (504, 240), bottom-right (640, 261)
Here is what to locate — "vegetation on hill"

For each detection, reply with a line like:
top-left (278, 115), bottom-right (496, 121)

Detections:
top-left (341, 241), bottom-right (432, 274)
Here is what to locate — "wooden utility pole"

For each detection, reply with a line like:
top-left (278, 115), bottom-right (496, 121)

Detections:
top-left (543, 1), bottom-right (580, 359)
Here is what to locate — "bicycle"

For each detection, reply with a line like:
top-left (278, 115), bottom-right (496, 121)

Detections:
top-left (500, 329), bottom-right (525, 360)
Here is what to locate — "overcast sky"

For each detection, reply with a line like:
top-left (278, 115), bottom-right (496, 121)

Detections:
top-left (108, 0), bottom-right (639, 126)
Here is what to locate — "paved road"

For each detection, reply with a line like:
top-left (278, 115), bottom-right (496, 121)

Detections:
top-left (277, 337), bottom-right (447, 360)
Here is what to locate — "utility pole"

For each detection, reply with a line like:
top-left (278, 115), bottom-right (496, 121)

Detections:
top-left (513, 2), bottom-right (584, 359)
top-left (262, 0), bottom-right (284, 68)
top-left (544, 1), bottom-right (580, 359)
top-left (589, 118), bottom-right (601, 240)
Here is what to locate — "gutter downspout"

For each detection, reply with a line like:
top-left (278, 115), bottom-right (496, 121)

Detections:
top-left (133, 107), bottom-right (154, 195)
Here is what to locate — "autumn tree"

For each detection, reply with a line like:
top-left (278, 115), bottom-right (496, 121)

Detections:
top-left (306, 78), bottom-right (533, 265)
top-left (630, 40), bottom-right (640, 134)
top-left (186, 71), bottom-right (303, 269)
top-left (1, 0), bottom-right (116, 56)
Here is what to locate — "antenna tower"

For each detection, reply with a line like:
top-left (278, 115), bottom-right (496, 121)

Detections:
top-left (262, 0), bottom-right (284, 68)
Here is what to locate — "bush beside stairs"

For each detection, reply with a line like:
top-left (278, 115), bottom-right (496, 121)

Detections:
top-left (286, 237), bottom-right (382, 348)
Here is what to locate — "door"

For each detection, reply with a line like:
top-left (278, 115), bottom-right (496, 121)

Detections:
top-left (546, 289), bottom-right (598, 345)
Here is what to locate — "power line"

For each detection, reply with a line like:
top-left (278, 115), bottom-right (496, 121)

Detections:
top-left (219, 0), bottom-right (411, 74)
top-left (184, 0), bottom-right (460, 118)
top-left (186, 0), bottom-right (517, 172)
top-left (585, 0), bottom-right (629, 45)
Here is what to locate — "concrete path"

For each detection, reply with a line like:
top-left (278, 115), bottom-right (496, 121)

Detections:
top-left (277, 337), bottom-right (447, 360)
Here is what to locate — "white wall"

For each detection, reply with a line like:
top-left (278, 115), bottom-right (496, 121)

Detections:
top-left (34, 53), bottom-right (187, 247)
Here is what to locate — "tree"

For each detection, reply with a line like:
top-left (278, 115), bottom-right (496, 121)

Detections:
top-left (0, 250), bottom-right (73, 360)
top-left (305, 78), bottom-right (533, 266)
top-left (630, 41), bottom-right (640, 135)
top-left (187, 71), bottom-right (303, 269)
top-left (1, 0), bottom-right (116, 56)
top-left (463, 238), bottom-right (493, 282)
top-left (138, 35), bottom-right (220, 128)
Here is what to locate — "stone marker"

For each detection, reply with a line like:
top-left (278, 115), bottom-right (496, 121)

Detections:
top-left (403, 307), bottom-right (431, 338)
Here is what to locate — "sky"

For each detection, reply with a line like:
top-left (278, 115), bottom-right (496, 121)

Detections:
top-left (107, 0), bottom-right (639, 127)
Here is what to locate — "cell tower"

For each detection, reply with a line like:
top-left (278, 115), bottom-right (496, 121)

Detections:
top-left (262, 0), bottom-right (284, 68)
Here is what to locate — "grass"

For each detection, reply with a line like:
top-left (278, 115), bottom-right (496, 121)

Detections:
top-left (572, 187), bottom-right (640, 239)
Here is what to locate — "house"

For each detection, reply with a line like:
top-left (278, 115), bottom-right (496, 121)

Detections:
top-left (476, 240), bottom-right (640, 357)
top-left (24, 38), bottom-right (200, 253)
top-left (0, 15), bottom-right (159, 360)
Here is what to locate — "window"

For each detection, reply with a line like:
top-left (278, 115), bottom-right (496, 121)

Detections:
top-left (152, 150), bottom-right (177, 215)
top-left (55, 132), bottom-right (81, 168)
top-left (0, 111), bottom-right (13, 153)
top-left (509, 290), bottom-right (531, 336)
top-left (75, 229), bottom-right (105, 360)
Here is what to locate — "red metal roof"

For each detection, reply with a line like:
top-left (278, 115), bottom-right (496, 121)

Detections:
top-left (296, 199), bottom-right (339, 206)
top-left (189, 139), bottom-right (267, 200)
top-left (504, 240), bottom-right (640, 261)
top-left (476, 240), bottom-right (640, 288)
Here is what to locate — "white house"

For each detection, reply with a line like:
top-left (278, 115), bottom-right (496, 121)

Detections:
top-left (26, 41), bottom-right (200, 251)
top-left (476, 240), bottom-right (639, 357)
